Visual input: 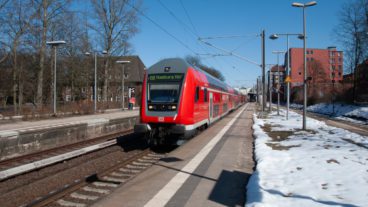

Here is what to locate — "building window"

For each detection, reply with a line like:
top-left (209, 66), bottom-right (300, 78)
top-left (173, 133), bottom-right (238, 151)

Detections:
top-left (311, 50), bottom-right (314, 54)
top-left (307, 50), bottom-right (309, 54)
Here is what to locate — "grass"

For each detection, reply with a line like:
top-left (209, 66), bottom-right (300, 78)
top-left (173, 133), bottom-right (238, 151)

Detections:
top-left (261, 124), bottom-right (301, 151)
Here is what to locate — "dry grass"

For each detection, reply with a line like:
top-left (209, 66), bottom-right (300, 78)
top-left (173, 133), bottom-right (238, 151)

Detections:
top-left (262, 124), bottom-right (294, 141)
top-left (326, 159), bottom-right (340, 164)
top-left (265, 143), bottom-right (301, 151)
top-left (262, 124), bottom-right (301, 150)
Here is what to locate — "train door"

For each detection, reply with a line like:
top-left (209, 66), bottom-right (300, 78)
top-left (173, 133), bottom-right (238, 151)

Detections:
top-left (209, 92), bottom-right (213, 124)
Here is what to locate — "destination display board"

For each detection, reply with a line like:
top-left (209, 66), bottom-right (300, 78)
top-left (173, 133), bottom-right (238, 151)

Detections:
top-left (148, 73), bottom-right (184, 82)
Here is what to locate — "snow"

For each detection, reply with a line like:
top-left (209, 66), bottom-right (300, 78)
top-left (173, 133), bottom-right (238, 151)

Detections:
top-left (246, 109), bottom-right (368, 207)
top-left (291, 103), bottom-right (368, 124)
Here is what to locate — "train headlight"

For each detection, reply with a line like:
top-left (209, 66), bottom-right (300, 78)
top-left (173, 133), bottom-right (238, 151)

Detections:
top-left (148, 105), bottom-right (153, 110)
top-left (171, 105), bottom-right (177, 110)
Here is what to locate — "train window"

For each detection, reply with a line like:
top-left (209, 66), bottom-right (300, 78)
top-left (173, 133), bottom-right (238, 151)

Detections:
top-left (149, 84), bottom-right (180, 103)
top-left (204, 88), bottom-right (208, 102)
top-left (195, 86), bottom-right (200, 102)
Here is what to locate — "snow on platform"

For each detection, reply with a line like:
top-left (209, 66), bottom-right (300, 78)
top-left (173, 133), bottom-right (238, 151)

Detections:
top-left (246, 109), bottom-right (368, 207)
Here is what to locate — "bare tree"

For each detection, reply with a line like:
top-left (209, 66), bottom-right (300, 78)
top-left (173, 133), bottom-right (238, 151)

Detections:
top-left (335, 0), bottom-right (368, 74)
top-left (0, 0), bottom-right (10, 64)
top-left (1, 0), bottom-right (35, 114)
top-left (186, 55), bottom-right (225, 81)
top-left (90, 0), bottom-right (140, 102)
top-left (30, 0), bottom-right (71, 108)
top-left (0, 0), bottom-right (9, 10)
top-left (53, 11), bottom-right (92, 102)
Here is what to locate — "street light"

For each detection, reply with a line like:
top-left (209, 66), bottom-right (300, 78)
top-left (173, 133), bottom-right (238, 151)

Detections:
top-left (85, 50), bottom-right (107, 113)
top-left (116, 60), bottom-right (131, 111)
top-left (46, 40), bottom-right (66, 115)
top-left (272, 51), bottom-right (286, 116)
top-left (265, 64), bottom-right (274, 112)
top-left (292, 1), bottom-right (317, 130)
top-left (269, 33), bottom-right (302, 119)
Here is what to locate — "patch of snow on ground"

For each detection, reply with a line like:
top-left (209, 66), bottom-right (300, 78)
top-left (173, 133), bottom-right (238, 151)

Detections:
top-left (246, 109), bottom-right (368, 207)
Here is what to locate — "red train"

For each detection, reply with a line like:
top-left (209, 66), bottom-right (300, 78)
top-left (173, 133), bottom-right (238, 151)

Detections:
top-left (134, 58), bottom-right (245, 145)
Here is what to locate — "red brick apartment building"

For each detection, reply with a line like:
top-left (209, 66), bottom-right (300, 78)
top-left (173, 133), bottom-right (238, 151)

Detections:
top-left (288, 47), bottom-right (343, 87)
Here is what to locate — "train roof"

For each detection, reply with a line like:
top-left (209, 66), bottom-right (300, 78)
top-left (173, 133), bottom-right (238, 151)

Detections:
top-left (148, 58), bottom-right (235, 93)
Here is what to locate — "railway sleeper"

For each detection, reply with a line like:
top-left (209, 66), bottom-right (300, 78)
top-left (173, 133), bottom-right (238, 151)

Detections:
top-left (82, 186), bottom-right (110, 194)
top-left (92, 181), bottom-right (119, 188)
top-left (57, 199), bottom-right (86, 207)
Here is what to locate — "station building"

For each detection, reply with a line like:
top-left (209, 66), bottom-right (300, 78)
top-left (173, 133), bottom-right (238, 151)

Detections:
top-left (62, 56), bottom-right (146, 108)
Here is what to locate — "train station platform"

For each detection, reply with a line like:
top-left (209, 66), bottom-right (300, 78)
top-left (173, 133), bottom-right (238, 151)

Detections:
top-left (92, 103), bottom-right (255, 207)
top-left (0, 109), bottom-right (139, 160)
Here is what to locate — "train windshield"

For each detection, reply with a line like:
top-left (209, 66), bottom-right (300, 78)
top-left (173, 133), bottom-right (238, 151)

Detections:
top-left (148, 84), bottom-right (180, 103)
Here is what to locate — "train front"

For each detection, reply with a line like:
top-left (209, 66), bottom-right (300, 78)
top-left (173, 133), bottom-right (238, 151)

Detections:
top-left (134, 58), bottom-right (190, 145)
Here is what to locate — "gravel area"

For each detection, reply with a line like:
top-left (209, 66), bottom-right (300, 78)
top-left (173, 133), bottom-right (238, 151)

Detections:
top-left (0, 134), bottom-right (146, 207)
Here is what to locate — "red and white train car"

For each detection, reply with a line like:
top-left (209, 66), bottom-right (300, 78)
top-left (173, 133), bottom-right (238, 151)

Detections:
top-left (134, 58), bottom-right (244, 145)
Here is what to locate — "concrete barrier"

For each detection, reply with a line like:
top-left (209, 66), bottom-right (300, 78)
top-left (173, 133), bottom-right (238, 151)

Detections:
top-left (0, 115), bottom-right (138, 161)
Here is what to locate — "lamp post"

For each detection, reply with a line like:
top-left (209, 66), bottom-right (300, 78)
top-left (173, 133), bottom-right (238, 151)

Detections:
top-left (116, 60), bottom-right (131, 111)
top-left (270, 33), bottom-right (302, 119)
top-left (272, 51), bottom-right (285, 115)
top-left (85, 50), bottom-right (107, 113)
top-left (265, 64), bottom-right (275, 112)
top-left (292, 1), bottom-right (317, 130)
top-left (268, 65), bottom-right (273, 112)
top-left (46, 40), bottom-right (66, 115)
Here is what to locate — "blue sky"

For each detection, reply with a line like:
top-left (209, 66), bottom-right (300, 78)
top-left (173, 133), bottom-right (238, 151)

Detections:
top-left (79, 0), bottom-right (351, 88)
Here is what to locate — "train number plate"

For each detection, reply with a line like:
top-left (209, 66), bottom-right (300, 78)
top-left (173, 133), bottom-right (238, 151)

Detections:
top-left (158, 117), bottom-right (165, 122)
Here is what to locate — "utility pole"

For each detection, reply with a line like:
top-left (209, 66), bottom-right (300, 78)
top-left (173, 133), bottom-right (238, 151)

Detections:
top-left (268, 66), bottom-right (272, 112)
top-left (261, 30), bottom-right (266, 113)
top-left (256, 78), bottom-right (259, 104)
top-left (272, 51), bottom-right (285, 116)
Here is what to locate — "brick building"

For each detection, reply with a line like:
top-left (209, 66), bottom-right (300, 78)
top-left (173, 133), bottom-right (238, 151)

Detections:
top-left (288, 47), bottom-right (343, 87)
top-left (269, 65), bottom-right (286, 100)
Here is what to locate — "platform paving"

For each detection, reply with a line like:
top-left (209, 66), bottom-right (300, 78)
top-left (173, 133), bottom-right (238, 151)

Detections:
top-left (92, 103), bottom-right (255, 207)
top-left (0, 109), bottom-right (139, 160)
top-left (0, 109), bottom-right (138, 132)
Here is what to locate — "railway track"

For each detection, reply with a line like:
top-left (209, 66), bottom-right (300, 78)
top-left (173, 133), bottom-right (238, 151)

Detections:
top-left (0, 130), bottom-right (172, 207)
top-left (288, 107), bottom-right (368, 136)
top-left (0, 129), bottom-right (133, 177)
top-left (31, 149), bottom-right (165, 207)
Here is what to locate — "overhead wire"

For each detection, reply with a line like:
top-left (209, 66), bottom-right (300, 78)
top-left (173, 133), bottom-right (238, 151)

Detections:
top-left (157, 0), bottom-right (226, 70)
top-left (157, 0), bottom-right (197, 38)
top-left (129, 0), bottom-right (249, 84)
top-left (179, 0), bottom-right (199, 36)
top-left (176, 2), bottom-right (251, 86)
top-left (126, 1), bottom-right (198, 55)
